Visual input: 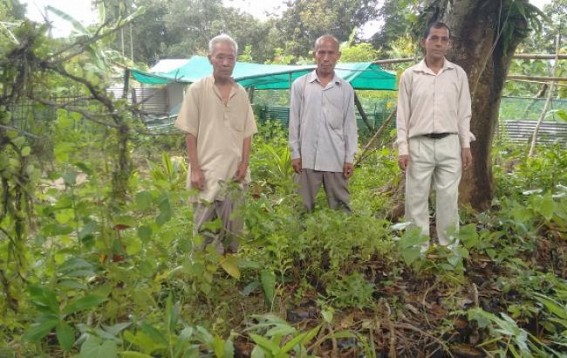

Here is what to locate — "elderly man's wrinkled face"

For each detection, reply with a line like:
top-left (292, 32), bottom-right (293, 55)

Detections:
top-left (209, 42), bottom-right (236, 81)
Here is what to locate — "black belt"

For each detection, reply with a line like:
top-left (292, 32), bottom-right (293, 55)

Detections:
top-left (422, 132), bottom-right (453, 139)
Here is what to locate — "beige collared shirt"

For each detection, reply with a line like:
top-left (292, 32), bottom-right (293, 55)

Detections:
top-left (289, 71), bottom-right (358, 172)
top-left (175, 76), bottom-right (257, 202)
top-left (396, 59), bottom-right (473, 156)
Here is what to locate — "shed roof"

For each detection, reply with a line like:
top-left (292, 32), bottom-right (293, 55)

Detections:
top-left (131, 56), bottom-right (397, 91)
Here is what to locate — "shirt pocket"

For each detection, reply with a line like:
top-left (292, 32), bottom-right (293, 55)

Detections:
top-left (325, 101), bottom-right (344, 130)
top-left (323, 89), bottom-right (346, 130)
top-left (224, 104), bottom-right (246, 133)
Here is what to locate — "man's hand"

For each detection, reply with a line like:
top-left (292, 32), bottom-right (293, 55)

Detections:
top-left (233, 161), bottom-right (248, 182)
top-left (398, 155), bottom-right (410, 172)
top-left (343, 162), bottom-right (354, 178)
top-left (191, 167), bottom-right (205, 191)
top-left (291, 158), bottom-right (302, 173)
top-left (462, 148), bottom-right (473, 171)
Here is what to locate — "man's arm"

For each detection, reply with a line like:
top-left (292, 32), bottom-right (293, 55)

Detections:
top-left (396, 71), bottom-right (411, 171)
top-left (234, 136), bottom-right (252, 182)
top-left (456, 67), bottom-right (473, 170)
top-left (343, 86), bottom-right (358, 178)
top-left (289, 79), bottom-right (303, 173)
top-left (186, 134), bottom-right (205, 190)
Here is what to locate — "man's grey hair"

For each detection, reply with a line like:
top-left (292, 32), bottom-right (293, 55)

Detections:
top-left (314, 34), bottom-right (340, 51)
top-left (208, 34), bottom-right (238, 54)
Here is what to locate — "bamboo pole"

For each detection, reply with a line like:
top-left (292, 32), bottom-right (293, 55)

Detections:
top-left (373, 54), bottom-right (567, 65)
top-left (528, 34), bottom-right (561, 158)
top-left (507, 75), bottom-right (567, 82)
top-left (354, 92), bottom-right (374, 132)
top-left (354, 107), bottom-right (397, 166)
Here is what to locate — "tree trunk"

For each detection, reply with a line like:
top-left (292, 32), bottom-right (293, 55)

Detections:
top-left (435, 0), bottom-right (532, 210)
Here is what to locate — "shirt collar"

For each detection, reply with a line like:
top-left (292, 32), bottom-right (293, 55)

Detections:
top-left (414, 58), bottom-right (456, 74)
top-left (307, 70), bottom-right (343, 86)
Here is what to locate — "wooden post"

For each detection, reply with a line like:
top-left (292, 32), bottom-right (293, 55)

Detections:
top-left (354, 92), bottom-right (373, 132)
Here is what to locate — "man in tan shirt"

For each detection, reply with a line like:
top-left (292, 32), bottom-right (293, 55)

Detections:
top-left (396, 22), bottom-right (473, 250)
top-left (175, 34), bottom-right (257, 254)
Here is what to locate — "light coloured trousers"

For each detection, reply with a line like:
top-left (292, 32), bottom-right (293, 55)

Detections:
top-left (296, 169), bottom-right (351, 212)
top-left (405, 135), bottom-right (462, 247)
top-left (192, 191), bottom-right (244, 254)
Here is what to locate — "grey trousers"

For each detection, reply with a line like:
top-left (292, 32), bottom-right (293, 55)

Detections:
top-left (296, 169), bottom-right (351, 212)
top-left (192, 191), bottom-right (244, 254)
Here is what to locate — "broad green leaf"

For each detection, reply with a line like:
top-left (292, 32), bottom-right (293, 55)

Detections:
top-left (56, 322), bottom-right (75, 351)
top-left (156, 196), bottom-right (172, 225)
top-left (220, 255), bottom-right (241, 279)
top-left (260, 269), bottom-right (276, 306)
top-left (123, 330), bottom-right (166, 354)
top-left (23, 318), bottom-right (59, 342)
top-left (79, 221), bottom-right (99, 241)
top-left (251, 345), bottom-right (266, 358)
top-left (534, 193), bottom-right (554, 221)
top-left (137, 225), bottom-right (153, 242)
top-left (224, 339), bottom-right (235, 358)
top-left (62, 295), bottom-right (106, 316)
top-left (80, 336), bottom-right (118, 358)
top-left (135, 191), bottom-right (153, 210)
top-left (126, 238), bottom-right (142, 255)
top-left (58, 257), bottom-right (96, 278)
top-left (140, 321), bottom-right (169, 346)
top-left (29, 285), bottom-right (59, 314)
top-left (55, 209), bottom-right (75, 224)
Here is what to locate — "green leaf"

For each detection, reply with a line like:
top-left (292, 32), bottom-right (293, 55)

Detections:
top-left (119, 352), bottom-right (154, 358)
top-left (156, 196), bottom-right (172, 226)
top-left (250, 333), bottom-right (280, 355)
top-left (135, 191), bottom-right (153, 210)
top-left (62, 295), bottom-right (106, 316)
top-left (220, 255), bottom-right (241, 279)
top-left (280, 325), bottom-right (321, 353)
top-left (56, 322), bottom-right (75, 351)
top-left (58, 257), bottom-right (96, 278)
top-left (137, 225), bottom-right (153, 242)
top-left (534, 193), bottom-right (554, 221)
top-left (260, 269), bottom-right (276, 306)
top-left (80, 336), bottom-right (118, 358)
top-left (29, 285), bottom-right (60, 314)
top-left (223, 339), bottom-right (235, 358)
top-left (23, 318), bottom-right (59, 342)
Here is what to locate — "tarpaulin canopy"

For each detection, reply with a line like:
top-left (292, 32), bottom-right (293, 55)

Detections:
top-left (130, 56), bottom-right (397, 91)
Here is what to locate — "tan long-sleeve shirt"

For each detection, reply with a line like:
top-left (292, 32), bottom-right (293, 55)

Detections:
top-left (396, 59), bottom-right (473, 156)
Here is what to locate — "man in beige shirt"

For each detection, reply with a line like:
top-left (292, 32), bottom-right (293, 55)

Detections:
top-left (396, 22), bottom-right (473, 250)
top-left (175, 34), bottom-right (257, 254)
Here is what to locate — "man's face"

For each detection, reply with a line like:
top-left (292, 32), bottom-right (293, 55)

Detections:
top-left (422, 26), bottom-right (450, 61)
top-left (313, 39), bottom-right (341, 77)
top-left (208, 42), bottom-right (236, 81)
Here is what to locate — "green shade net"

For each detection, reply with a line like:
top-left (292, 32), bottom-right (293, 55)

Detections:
top-left (130, 56), bottom-right (397, 91)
